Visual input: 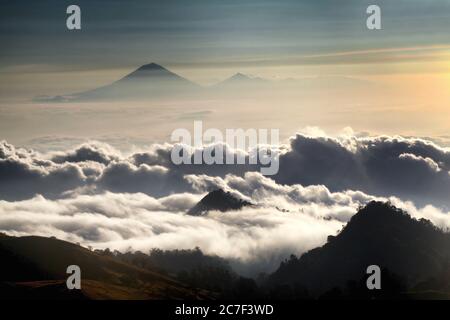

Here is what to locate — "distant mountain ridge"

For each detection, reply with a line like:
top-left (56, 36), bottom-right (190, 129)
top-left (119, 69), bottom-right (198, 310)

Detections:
top-left (35, 62), bottom-right (375, 102)
top-left (72, 63), bottom-right (199, 101)
top-left (119, 63), bottom-right (193, 82)
top-left (35, 63), bottom-right (199, 102)
top-left (216, 72), bottom-right (267, 87)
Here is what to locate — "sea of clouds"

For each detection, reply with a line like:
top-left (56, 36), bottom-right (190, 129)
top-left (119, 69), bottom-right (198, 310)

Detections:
top-left (1, 130), bottom-right (450, 274)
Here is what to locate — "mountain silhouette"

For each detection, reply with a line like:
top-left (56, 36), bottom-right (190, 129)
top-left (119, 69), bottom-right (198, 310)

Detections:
top-left (77, 63), bottom-right (200, 100)
top-left (268, 201), bottom-right (450, 298)
top-left (188, 189), bottom-right (252, 215)
top-left (213, 73), bottom-right (268, 91)
top-left (120, 63), bottom-right (192, 82)
top-left (36, 63), bottom-right (200, 102)
top-left (33, 63), bottom-right (379, 102)
top-left (0, 234), bottom-right (209, 299)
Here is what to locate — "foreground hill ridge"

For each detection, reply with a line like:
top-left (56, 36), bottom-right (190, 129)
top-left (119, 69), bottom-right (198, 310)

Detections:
top-left (270, 201), bottom-right (450, 297)
top-left (1, 201), bottom-right (449, 299)
top-left (0, 234), bottom-right (211, 299)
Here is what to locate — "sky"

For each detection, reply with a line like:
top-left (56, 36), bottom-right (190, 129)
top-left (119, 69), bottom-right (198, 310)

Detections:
top-left (0, 0), bottom-right (449, 94)
top-left (0, 0), bottom-right (449, 148)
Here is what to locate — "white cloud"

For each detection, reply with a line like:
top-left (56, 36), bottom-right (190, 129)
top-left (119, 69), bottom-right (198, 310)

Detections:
top-left (1, 174), bottom-right (449, 275)
top-left (2, 132), bottom-right (450, 208)
top-left (1, 132), bottom-right (450, 274)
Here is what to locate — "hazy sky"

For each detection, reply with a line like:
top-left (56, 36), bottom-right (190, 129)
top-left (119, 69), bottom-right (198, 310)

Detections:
top-left (0, 0), bottom-right (449, 94)
top-left (0, 0), bottom-right (449, 148)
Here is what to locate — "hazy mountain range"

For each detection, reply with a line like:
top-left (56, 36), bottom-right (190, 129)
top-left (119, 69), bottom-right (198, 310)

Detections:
top-left (34, 63), bottom-right (374, 102)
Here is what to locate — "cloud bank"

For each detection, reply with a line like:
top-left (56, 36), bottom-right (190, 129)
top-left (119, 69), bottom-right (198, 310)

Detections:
top-left (2, 132), bottom-right (450, 208)
top-left (1, 173), bottom-right (449, 274)
top-left (276, 133), bottom-right (450, 208)
top-left (1, 131), bottom-right (450, 274)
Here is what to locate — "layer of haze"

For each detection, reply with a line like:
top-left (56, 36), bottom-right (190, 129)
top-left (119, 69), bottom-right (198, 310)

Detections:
top-left (0, 0), bottom-right (449, 149)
